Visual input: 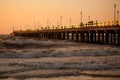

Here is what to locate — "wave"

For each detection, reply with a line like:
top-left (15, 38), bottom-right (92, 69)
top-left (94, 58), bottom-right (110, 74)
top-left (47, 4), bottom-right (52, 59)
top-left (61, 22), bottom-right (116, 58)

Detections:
top-left (0, 36), bottom-right (120, 80)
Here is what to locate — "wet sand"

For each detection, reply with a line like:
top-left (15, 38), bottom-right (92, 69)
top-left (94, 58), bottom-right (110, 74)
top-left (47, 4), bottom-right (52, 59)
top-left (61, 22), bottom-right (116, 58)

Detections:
top-left (0, 36), bottom-right (120, 80)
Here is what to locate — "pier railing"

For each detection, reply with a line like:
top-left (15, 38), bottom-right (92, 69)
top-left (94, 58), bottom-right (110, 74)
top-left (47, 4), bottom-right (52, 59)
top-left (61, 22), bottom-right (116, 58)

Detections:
top-left (13, 21), bottom-right (120, 32)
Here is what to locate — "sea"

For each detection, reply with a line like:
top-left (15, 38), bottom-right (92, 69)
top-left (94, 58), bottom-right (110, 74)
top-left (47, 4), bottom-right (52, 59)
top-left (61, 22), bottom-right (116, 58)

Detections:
top-left (0, 35), bottom-right (120, 80)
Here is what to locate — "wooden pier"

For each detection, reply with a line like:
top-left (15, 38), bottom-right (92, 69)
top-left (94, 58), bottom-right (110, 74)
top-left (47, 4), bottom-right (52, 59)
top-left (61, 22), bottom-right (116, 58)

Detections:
top-left (13, 25), bottom-right (120, 46)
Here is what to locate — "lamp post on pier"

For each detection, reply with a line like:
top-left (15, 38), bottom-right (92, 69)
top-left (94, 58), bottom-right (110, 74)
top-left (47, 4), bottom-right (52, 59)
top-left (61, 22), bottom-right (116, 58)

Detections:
top-left (80, 11), bottom-right (83, 27)
top-left (114, 4), bottom-right (117, 26)
top-left (117, 11), bottom-right (119, 25)
top-left (60, 16), bottom-right (62, 29)
top-left (34, 22), bottom-right (36, 30)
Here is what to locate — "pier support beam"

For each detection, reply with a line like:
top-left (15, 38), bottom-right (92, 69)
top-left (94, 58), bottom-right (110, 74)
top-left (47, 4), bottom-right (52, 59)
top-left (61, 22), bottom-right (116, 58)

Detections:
top-left (101, 32), bottom-right (104, 44)
top-left (72, 32), bottom-right (74, 40)
top-left (113, 32), bottom-right (116, 45)
top-left (118, 31), bottom-right (120, 46)
top-left (90, 32), bottom-right (93, 43)
top-left (86, 32), bottom-right (89, 43)
top-left (98, 32), bottom-right (100, 44)
top-left (76, 32), bottom-right (79, 41)
top-left (63, 32), bottom-right (66, 40)
top-left (111, 33), bottom-right (113, 45)
top-left (94, 32), bottom-right (96, 43)
top-left (81, 32), bottom-right (84, 42)
top-left (105, 31), bottom-right (109, 44)
top-left (67, 32), bottom-right (69, 40)
top-left (59, 32), bottom-right (62, 39)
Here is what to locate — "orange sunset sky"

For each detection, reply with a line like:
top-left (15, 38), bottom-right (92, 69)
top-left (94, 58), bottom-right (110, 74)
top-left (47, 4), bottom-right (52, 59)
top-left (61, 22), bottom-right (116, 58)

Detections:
top-left (0, 0), bottom-right (120, 34)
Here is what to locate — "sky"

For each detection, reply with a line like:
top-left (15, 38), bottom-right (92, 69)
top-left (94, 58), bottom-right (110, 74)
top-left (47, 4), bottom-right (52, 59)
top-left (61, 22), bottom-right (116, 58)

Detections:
top-left (0, 0), bottom-right (120, 34)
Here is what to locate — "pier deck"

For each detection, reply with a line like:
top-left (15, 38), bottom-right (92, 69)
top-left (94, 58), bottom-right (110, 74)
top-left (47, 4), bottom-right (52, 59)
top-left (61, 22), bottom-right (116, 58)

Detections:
top-left (13, 25), bottom-right (120, 46)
